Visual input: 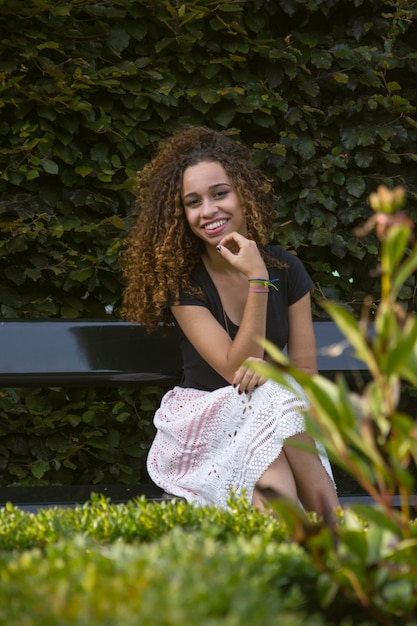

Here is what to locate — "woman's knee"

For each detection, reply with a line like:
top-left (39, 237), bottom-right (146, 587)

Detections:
top-left (255, 453), bottom-right (298, 503)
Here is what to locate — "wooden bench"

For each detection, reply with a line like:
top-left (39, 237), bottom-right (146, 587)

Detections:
top-left (0, 318), bottom-right (382, 510)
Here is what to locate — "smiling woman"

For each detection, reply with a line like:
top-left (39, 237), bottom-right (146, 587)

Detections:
top-left (120, 126), bottom-right (339, 516)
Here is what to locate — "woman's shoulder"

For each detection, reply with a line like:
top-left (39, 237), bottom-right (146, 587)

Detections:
top-left (264, 244), bottom-right (313, 291)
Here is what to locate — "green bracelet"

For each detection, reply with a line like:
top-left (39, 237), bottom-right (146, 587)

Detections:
top-left (248, 278), bottom-right (280, 292)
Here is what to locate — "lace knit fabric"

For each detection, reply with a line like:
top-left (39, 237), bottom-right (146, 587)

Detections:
top-left (147, 378), bottom-right (334, 508)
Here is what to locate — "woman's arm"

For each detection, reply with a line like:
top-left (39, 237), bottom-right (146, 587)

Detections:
top-left (287, 292), bottom-right (317, 375)
top-left (171, 304), bottom-right (241, 384)
top-left (171, 233), bottom-right (270, 385)
top-left (171, 286), bottom-right (270, 386)
top-left (231, 290), bottom-right (317, 391)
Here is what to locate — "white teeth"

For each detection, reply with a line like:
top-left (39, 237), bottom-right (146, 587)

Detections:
top-left (205, 220), bottom-right (226, 231)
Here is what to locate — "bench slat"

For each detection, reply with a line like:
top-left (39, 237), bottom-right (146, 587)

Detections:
top-left (0, 319), bottom-right (370, 387)
top-left (0, 320), bottom-right (182, 386)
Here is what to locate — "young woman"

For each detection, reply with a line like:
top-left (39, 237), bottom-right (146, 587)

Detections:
top-left (121, 126), bottom-right (339, 514)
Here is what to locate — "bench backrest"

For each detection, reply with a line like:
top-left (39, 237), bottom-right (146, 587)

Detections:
top-left (0, 319), bottom-right (371, 387)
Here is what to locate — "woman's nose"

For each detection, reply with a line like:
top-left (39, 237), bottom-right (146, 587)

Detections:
top-left (201, 197), bottom-right (216, 216)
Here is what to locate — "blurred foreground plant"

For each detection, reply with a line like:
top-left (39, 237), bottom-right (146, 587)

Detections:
top-left (252, 185), bottom-right (417, 623)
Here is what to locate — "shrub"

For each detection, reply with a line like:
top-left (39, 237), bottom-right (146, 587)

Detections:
top-left (252, 186), bottom-right (417, 622)
top-left (1, 495), bottom-right (413, 624)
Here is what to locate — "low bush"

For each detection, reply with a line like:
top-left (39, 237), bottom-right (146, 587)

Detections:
top-left (1, 495), bottom-right (415, 625)
top-left (0, 493), bottom-right (287, 549)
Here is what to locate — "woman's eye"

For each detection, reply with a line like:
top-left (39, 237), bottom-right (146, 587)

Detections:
top-left (185, 198), bottom-right (200, 207)
top-left (214, 190), bottom-right (228, 199)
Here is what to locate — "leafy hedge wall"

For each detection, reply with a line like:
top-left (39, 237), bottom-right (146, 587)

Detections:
top-left (0, 384), bottom-right (163, 486)
top-left (0, 0), bottom-right (416, 486)
top-left (1, 0), bottom-right (416, 317)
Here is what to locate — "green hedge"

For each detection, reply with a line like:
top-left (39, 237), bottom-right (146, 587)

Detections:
top-left (0, 0), bottom-right (416, 486)
top-left (0, 496), bottom-right (416, 624)
top-left (1, 0), bottom-right (416, 317)
top-left (0, 385), bottom-right (162, 486)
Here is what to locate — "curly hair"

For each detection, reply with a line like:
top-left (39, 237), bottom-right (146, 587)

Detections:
top-left (120, 126), bottom-right (280, 332)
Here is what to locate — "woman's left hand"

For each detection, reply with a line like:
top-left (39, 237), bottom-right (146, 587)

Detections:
top-left (232, 357), bottom-right (268, 394)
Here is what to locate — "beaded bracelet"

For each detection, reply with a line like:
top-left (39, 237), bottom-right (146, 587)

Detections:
top-left (248, 277), bottom-right (280, 292)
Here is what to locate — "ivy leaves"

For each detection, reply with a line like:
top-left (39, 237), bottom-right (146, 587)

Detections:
top-left (0, 0), bottom-right (416, 488)
top-left (1, 0), bottom-right (416, 322)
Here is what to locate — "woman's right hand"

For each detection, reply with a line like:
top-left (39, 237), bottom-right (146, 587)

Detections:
top-left (216, 232), bottom-right (267, 278)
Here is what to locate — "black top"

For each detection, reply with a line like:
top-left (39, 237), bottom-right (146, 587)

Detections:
top-left (174, 245), bottom-right (314, 391)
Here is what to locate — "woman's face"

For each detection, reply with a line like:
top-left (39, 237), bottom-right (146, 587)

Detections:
top-left (181, 161), bottom-right (247, 246)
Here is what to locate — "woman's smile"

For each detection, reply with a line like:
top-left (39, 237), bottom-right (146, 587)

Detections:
top-left (203, 218), bottom-right (228, 234)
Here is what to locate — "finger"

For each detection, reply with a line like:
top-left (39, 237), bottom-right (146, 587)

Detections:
top-left (233, 367), bottom-right (260, 394)
top-left (218, 231), bottom-right (246, 248)
top-left (216, 236), bottom-right (243, 260)
top-left (232, 366), bottom-right (245, 390)
top-left (245, 373), bottom-right (267, 393)
top-left (232, 362), bottom-right (252, 384)
top-left (216, 242), bottom-right (238, 258)
top-left (233, 359), bottom-right (267, 388)
top-left (242, 357), bottom-right (267, 383)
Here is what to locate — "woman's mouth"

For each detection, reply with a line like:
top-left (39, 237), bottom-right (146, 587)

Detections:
top-left (203, 219), bottom-right (227, 235)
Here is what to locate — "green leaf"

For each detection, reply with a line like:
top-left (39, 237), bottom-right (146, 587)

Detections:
top-left (385, 318), bottom-right (417, 376)
top-left (63, 459), bottom-right (77, 470)
top-left (316, 573), bottom-right (339, 608)
top-left (311, 50), bottom-right (332, 69)
top-left (108, 28), bottom-right (131, 54)
top-left (115, 412), bottom-right (131, 423)
top-left (297, 137), bottom-right (316, 160)
top-left (51, 3), bottom-right (72, 16)
top-left (75, 166), bottom-right (93, 177)
top-left (354, 150), bottom-right (374, 168)
top-left (66, 414), bottom-right (82, 427)
top-left (212, 105), bottom-right (236, 127)
top-left (69, 269), bottom-right (92, 282)
top-left (31, 460), bottom-right (49, 479)
top-left (90, 144), bottom-right (109, 161)
top-left (339, 529), bottom-right (368, 563)
top-left (60, 306), bottom-right (81, 318)
top-left (346, 176), bottom-right (366, 198)
top-left (27, 169), bottom-right (40, 180)
top-left (384, 225), bottom-right (412, 276)
top-left (109, 215), bottom-right (127, 230)
top-left (41, 159), bottom-right (59, 175)
top-left (333, 72), bottom-right (349, 84)
top-left (124, 443), bottom-right (144, 458)
top-left (4, 268), bottom-right (25, 286)
top-left (34, 300), bottom-right (59, 315)
top-left (46, 434), bottom-right (70, 453)
top-left (349, 504), bottom-right (402, 538)
top-left (321, 302), bottom-right (378, 378)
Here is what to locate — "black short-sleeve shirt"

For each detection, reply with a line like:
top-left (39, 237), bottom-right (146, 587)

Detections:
top-left (174, 245), bottom-right (314, 391)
